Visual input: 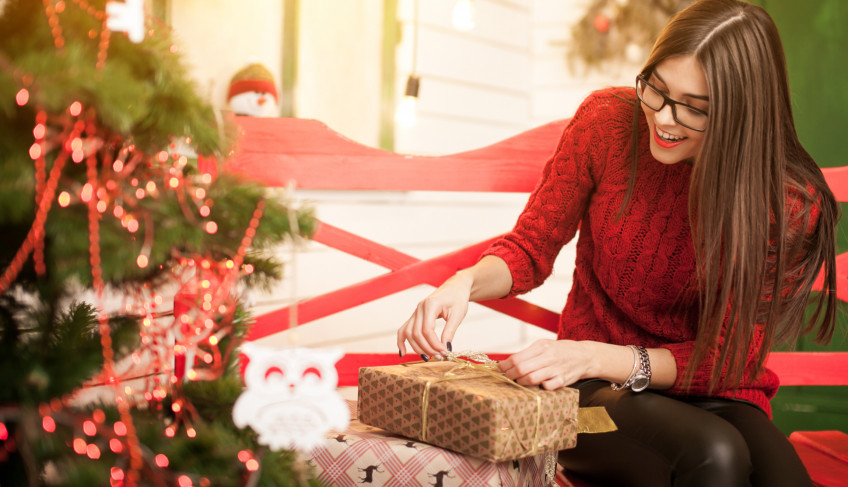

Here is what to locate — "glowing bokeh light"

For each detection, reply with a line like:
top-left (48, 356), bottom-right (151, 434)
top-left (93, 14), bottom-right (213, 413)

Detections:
top-left (80, 183), bottom-right (94, 202)
top-left (69, 101), bottom-right (82, 116)
top-left (86, 443), bottom-right (101, 459)
top-left (155, 453), bottom-right (169, 468)
top-left (73, 438), bottom-right (87, 454)
top-left (15, 88), bottom-right (29, 106)
top-left (110, 438), bottom-right (123, 453)
top-left (29, 143), bottom-right (42, 160)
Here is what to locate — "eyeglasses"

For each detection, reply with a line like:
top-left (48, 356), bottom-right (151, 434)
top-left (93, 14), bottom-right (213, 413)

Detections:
top-left (635, 74), bottom-right (708, 132)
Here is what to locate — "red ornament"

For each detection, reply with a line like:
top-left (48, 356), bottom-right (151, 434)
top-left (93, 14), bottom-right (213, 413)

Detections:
top-left (594, 14), bottom-right (610, 33)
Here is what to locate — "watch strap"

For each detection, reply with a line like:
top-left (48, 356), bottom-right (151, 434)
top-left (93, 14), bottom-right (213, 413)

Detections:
top-left (611, 345), bottom-right (651, 392)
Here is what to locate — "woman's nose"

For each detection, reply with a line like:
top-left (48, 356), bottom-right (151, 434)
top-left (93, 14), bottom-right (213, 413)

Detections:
top-left (655, 104), bottom-right (677, 126)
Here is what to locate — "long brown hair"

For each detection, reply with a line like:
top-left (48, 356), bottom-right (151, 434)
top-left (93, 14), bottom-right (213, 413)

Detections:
top-left (628, 0), bottom-right (839, 391)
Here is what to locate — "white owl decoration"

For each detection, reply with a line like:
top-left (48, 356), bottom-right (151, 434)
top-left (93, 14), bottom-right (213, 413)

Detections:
top-left (233, 344), bottom-right (350, 452)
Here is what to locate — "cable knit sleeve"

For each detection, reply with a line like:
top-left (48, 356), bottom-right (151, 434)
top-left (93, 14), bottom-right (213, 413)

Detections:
top-left (482, 93), bottom-right (612, 296)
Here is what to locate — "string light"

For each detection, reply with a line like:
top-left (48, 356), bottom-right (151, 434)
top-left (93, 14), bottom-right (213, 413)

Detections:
top-left (73, 438), bottom-right (87, 454)
top-left (16, 88), bottom-right (30, 106)
top-left (111, 467), bottom-right (125, 481)
top-left (155, 454), bottom-right (169, 468)
top-left (452, 0), bottom-right (476, 31)
top-left (42, 416), bottom-right (56, 433)
top-left (110, 438), bottom-right (123, 453)
top-left (69, 101), bottom-right (82, 117)
top-left (86, 443), bottom-right (101, 459)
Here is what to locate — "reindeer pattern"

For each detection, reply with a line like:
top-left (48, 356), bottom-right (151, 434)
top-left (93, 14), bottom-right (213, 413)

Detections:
top-left (358, 464), bottom-right (383, 483)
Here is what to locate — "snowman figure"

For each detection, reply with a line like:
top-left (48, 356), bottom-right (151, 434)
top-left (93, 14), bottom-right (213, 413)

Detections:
top-left (227, 63), bottom-right (279, 117)
top-left (233, 344), bottom-right (350, 452)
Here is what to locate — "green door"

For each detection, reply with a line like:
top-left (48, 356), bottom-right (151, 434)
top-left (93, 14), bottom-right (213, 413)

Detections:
top-left (758, 0), bottom-right (848, 435)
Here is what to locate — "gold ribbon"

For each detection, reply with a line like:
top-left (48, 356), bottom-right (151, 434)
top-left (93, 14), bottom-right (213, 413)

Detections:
top-left (404, 351), bottom-right (617, 454)
top-left (407, 351), bottom-right (544, 456)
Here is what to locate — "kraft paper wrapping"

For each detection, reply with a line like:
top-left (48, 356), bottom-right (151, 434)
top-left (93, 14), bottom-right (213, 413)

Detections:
top-left (358, 360), bottom-right (615, 463)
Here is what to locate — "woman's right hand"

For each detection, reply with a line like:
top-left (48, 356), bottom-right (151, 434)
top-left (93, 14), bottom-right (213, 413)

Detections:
top-left (396, 271), bottom-right (473, 360)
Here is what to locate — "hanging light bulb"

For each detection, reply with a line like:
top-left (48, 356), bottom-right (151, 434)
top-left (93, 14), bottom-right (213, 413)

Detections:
top-left (395, 75), bottom-right (420, 128)
top-left (452, 0), bottom-right (475, 31)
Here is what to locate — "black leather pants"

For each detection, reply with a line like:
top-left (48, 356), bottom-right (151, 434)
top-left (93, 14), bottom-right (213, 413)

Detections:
top-left (558, 381), bottom-right (813, 487)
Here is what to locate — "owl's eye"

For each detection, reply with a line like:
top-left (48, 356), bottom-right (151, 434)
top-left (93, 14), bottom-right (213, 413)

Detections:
top-left (302, 366), bottom-right (322, 380)
top-left (264, 366), bottom-right (285, 381)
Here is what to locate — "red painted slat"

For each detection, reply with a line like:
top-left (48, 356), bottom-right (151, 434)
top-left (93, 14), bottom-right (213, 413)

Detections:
top-left (247, 236), bottom-right (560, 340)
top-left (790, 431), bottom-right (848, 464)
top-left (790, 431), bottom-right (848, 487)
top-left (822, 166), bottom-right (848, 203)
top-left (765, 352), bottom-right (848, 386)
top-left (224, 116), bottom-right (567, 192)
top-left (311, 221), bottom-right (419, 271)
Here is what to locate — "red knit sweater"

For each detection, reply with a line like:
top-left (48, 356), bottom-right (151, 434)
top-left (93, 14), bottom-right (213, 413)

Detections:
top-left (484, 88), bottom-right (795, 416)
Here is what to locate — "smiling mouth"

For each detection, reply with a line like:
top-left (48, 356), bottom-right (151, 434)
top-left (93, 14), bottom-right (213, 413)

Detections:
top-left (653, 126), bottom-right (687, 148)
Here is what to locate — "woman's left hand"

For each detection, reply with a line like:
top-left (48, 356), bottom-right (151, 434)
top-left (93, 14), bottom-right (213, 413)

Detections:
top-left (498, 339), bottom-right (596, 390)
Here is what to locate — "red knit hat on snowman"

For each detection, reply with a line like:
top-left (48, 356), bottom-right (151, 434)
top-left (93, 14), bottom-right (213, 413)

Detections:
top-left (227, 63), bottom-right (279, 117)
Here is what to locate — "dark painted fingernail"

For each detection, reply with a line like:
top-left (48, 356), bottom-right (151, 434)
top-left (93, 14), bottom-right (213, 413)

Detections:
top-left (398, 350), bottom-right (403, 358)
top-left (446, 342), bottom-right (452, 352)
top-left (420, 354), bottom-right (429, 362)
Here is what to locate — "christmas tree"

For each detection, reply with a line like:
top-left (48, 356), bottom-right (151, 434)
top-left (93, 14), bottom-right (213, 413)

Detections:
top-left (0, 0), bottom-right (318, 485)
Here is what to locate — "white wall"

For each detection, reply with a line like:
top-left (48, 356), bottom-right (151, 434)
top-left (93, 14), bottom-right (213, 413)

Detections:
top-left (168, 0), bottom-right (284, 111)
top-left (295, 0), bottom-right (385, 147)
top-left (167, 0), bottom-right (643, 356)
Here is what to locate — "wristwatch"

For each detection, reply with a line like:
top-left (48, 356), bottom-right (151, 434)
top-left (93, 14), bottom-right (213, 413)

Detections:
top-left (611, 345), bottom-right (652, 392)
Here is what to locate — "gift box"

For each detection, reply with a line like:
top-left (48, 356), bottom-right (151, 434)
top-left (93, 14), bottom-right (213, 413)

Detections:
top-left (307, 401), bottom-right (558, 487)
top-left (358, 360), bottom-right (581, 463)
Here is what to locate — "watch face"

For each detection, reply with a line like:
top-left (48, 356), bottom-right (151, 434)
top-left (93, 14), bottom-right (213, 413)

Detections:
top-left (631, 375), bottom-right (650, 392)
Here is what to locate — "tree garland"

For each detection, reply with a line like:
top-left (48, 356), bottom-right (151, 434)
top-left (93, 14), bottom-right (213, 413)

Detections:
top-left (568, 0), bottom-right (696, 71)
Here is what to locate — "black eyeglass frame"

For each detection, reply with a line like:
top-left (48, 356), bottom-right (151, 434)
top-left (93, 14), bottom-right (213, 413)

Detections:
top-left (635, 74), bottom-right (708, 133)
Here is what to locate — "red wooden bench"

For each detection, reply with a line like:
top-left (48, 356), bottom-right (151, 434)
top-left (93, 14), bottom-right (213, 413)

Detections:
top-left (225, 116), bottom-right (848, 486)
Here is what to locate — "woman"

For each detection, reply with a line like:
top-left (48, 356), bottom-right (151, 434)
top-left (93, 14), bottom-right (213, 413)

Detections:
top-left (396, 1), bottom-right (838, 486)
